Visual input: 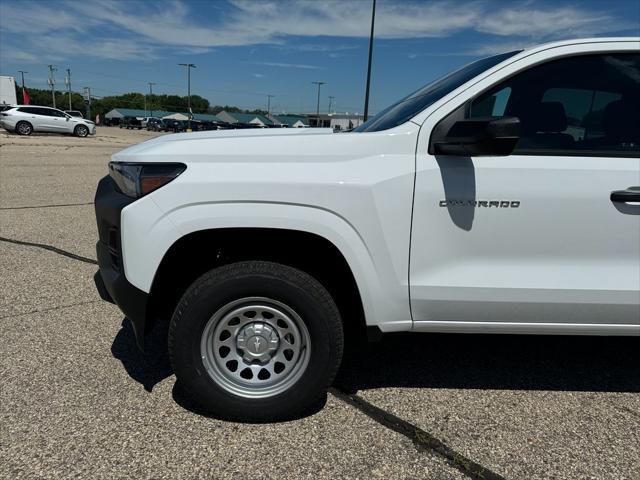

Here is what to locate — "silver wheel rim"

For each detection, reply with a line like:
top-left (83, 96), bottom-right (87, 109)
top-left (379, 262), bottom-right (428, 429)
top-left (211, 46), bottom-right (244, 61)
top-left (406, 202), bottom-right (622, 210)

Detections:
top-left (200, 297), bottom-right (311, 399)
top-left (77, 126), bottom-right (87, 136)
top-left (18, 123), bottom-right (30, 134)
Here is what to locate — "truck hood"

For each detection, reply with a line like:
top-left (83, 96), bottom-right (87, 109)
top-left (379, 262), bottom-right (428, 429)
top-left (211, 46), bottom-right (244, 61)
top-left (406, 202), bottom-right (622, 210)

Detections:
top-left (110, 123), bottom-right (418, 167)
top-left (112, 127), bottom-right (335, 162)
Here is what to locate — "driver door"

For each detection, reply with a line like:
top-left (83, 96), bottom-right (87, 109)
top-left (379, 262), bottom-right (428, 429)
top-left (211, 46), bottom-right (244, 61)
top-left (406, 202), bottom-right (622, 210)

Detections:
top-left (410, 52), bottom-right (640, 333)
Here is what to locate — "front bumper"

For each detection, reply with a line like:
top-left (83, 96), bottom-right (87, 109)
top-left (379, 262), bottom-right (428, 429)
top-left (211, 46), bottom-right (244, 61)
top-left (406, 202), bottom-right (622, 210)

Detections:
top-left (94, 175), bottom-right (148, 349)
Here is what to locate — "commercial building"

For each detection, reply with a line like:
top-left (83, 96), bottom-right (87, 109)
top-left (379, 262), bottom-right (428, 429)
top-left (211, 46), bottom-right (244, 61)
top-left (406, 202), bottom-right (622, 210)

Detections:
top-left (307, 113), bottom-right (365, 130)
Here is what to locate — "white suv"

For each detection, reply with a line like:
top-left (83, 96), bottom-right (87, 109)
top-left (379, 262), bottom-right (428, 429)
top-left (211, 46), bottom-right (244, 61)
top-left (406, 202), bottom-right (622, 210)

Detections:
top-left (0, 105), bottom-right (95, 137)
top-left (94, 38), bottom-right (639, 421)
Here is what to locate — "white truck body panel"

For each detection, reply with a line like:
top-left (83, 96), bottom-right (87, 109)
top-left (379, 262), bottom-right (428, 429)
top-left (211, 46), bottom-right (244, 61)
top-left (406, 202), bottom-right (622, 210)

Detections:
top-left (112, 38), bottom-right (640, 336)
top-left (116, 125), bottom-right (418, 332)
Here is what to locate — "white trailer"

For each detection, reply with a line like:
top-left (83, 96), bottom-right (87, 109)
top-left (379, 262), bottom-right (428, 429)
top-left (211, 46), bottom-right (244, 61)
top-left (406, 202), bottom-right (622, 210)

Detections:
top-left (0, 76), bottom-right (18, 106)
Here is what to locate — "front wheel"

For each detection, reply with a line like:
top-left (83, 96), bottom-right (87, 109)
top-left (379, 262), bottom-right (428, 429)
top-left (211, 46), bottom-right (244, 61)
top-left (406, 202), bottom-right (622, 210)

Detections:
top-left (74, 125), bottom-right (89, 137)
top-left (169, 261), bottom-right (343, 422)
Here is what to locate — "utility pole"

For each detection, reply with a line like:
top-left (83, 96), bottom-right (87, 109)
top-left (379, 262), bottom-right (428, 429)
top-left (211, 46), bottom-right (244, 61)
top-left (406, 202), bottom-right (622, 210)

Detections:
top-left (148, 82), bottom-right (156, 117)
top-left (328, 96), bottom-right (335, 114)
top-left (363, 0), bottom-right (376, 122)
top-left (18, 71), bottom-right (27, 103)
top-left (178, 63), bottom-right (196, 130)
top-left (48, 65), bottom-right (57, 108)
top-left (267, 94), bottom-right (274, 116)
top-left (83, 87), bottom-right (91, 119)
top-left (312, 81), bottom-right (325, 126)
top-left (65, 68), bottom-right (72, 110)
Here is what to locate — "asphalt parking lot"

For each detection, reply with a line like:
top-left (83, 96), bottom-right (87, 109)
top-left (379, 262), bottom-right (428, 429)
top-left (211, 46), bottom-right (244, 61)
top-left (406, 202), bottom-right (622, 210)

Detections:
top-left (1, 127), bottom-right (639, 480)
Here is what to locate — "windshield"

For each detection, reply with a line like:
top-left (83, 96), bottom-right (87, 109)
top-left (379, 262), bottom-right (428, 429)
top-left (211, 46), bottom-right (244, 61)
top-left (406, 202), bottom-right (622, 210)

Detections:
top-left (354, 50), bottom-right (521, 132)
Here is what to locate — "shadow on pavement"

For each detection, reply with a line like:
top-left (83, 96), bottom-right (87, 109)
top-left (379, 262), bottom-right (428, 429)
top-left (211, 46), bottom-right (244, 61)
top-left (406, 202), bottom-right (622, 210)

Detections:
top-left (111, 319), bottom-right (640, 403)
top-left (110, 318), bottom-right (172, 392)
top-left (336, 332), bottom-right (640, 394)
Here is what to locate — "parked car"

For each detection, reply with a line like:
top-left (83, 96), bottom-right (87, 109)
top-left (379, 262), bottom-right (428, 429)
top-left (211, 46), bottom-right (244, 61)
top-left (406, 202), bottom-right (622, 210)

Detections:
top-left (191, 120), bottom-right (221, 131)
top-left (172, 120), bottom-right (189, 132)
top-left (140, 117), bottom-right (158, 128)
top-left (146, 118), bottom-right (164, 131)
top-left (120, 116), bottom-right (144, 130)
top-left (95, 38), bottom-right (639, 421)
top-left (65, 110), bottom-right (84, 118)
top-left (1, 105), bottom-right (95, 137)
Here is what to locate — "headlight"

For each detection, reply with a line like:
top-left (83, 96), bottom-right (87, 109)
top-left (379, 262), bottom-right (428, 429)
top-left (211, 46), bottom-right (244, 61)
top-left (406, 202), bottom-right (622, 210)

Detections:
top-left (109, 162), bottom-right (186, 198)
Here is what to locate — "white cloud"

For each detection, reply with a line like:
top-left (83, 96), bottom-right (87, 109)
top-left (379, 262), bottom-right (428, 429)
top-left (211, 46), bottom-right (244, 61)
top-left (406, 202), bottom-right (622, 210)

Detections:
top-left (0, 0), bottom-right (632, 63)
top-left (254, 62), bottom-right (323, 70)
top-left (37, 35), bottom-right (159, 61)
top-left (476, 7), bottom-right (617, 37)
top-left (0, 49), bottom-right (40, 63)
top-left (470, 40), bottom-right (536, 56)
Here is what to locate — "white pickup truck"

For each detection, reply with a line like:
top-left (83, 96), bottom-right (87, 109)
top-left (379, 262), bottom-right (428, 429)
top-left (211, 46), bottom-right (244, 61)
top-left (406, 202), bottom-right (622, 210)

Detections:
top-left (95, 38), bottom-right (640, 421)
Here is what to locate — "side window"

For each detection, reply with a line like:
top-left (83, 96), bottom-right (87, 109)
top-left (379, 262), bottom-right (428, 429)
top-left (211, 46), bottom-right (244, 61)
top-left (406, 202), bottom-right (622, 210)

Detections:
top-left (469, 87), bottom-right (511, 117)
top-left (51, 109), bottom-right (67, 117)
top-left (469, 53), bottom-right (640, 156)
top-left (18, 107), bottom-right (36, 114)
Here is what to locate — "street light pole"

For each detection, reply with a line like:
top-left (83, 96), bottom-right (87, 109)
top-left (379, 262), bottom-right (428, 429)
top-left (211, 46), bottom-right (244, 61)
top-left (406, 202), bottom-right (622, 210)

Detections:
top-left (83, 87), bottom-right (91, 119)
top-left (178, 63), bottom-right (196, 130)
top-left (267, 94), bottom-right (274, 116)
top-left (312, 81), bottom-right (325, 126)
top-left (65, 68), bottom-right (72, 110)
top-left (148, 82), bottom-right (156, 117)
top-left (363, 0), bottom-right (376, 122)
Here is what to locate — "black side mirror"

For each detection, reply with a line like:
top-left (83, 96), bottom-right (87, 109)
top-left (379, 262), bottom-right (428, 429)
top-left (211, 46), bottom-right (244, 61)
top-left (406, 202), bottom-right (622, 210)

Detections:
top-left (431, 116), bottom-right (520, 156)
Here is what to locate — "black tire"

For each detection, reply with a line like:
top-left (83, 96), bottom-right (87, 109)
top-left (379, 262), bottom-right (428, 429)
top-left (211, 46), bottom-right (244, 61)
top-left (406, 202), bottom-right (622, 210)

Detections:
top-left (15, 121), bottom-right (33, 136)
top-left (169, 261), bottom-right (343, 422)
top-left (74, 125), bottom-right (89, 137)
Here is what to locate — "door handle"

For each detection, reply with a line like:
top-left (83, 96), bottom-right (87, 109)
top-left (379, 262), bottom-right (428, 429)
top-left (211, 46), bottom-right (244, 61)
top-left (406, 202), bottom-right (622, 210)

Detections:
top-left (611, 187), bottom-right (640, 203)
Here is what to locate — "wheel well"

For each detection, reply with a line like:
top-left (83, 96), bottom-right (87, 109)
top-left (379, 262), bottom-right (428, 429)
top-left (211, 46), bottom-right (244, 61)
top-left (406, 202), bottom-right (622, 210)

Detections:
top-left (147, 228), bottom-right (366, 337)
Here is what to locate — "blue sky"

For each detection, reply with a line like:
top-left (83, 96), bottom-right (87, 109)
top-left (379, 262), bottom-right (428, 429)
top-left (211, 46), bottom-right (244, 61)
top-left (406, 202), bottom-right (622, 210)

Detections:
top-left (1, 0), bottom-right (638, 114)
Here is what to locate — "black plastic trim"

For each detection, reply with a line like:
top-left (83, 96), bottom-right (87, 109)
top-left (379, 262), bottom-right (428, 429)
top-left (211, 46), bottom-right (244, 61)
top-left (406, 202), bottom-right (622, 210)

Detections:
top-left (94, 175), bottom-right (149, 350)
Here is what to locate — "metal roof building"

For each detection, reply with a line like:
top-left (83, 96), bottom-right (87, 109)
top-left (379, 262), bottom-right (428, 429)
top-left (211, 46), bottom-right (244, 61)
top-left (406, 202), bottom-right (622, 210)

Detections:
top-left (270, 114), bottom-right (309, 128)
top-left (216, 111), bottom-right (273, 126)
top-left (104, 108), bottom-right (177, 119)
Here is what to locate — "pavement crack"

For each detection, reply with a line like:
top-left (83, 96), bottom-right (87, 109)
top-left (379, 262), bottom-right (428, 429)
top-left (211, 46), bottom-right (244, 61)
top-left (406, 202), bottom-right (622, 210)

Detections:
top-left (331, 388), bottom-right (507, 480)
top-left (0, 236), bottom-right (98, 265)
top-left (0, 202), bottom-right (93, 211)
top-left (0, 300), bottom-right (102, 320)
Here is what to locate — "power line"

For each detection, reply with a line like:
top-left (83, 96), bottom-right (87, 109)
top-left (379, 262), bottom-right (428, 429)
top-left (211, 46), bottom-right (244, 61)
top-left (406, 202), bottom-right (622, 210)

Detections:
top-left (48, 65), bottom-right (57, 109)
